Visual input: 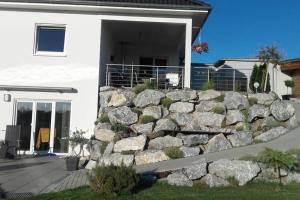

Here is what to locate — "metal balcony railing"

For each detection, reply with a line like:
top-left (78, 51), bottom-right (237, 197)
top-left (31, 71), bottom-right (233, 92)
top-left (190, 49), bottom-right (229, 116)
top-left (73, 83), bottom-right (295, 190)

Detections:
top-left (105, 64), bottom-right (184, 89)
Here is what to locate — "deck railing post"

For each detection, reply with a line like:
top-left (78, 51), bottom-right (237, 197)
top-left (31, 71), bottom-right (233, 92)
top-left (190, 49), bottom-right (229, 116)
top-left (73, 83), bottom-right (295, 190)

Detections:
top-left (106, 64), bottom-right (108, 86)
top-left (233, 69), bottom-right (236, 91)
top-left (130, 65), bottom-right (134, 88)
top-left (156, 66), bottom-right (159, 89)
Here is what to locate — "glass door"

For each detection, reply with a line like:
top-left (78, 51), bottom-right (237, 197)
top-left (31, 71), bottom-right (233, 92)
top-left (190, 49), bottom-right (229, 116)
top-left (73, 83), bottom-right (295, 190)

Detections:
top-left (16, 102), bottom-right (33, 152)
top-left (34, 102), bottom-right (52, 154)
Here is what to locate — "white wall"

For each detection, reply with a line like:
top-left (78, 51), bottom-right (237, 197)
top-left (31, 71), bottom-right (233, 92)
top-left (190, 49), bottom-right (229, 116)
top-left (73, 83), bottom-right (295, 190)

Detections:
top-left (0, 10), bottom-right (101, 141)
top-left (221, 60), bottom-right (291, 97)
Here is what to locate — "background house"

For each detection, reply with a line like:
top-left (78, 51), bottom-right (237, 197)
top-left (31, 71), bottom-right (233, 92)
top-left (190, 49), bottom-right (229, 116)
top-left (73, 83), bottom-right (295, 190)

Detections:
top-left (0, 0), bottom-right (211, 154)
top-left (281, 58), bottom-right (300, 97)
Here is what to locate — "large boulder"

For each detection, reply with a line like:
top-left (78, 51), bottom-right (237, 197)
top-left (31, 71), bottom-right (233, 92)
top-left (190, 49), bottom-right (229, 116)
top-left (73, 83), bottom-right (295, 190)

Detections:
top-left (182, 159), bottom-right (207, 180)
top-left (249, 93), bottom-right (276, 106)
top-left (143, 106), bottom-right (162, 119)
top-left (135, 150), bottom-right (170, 165)
top-left (148, 135), bottom-right (183, 150)
top-left (88, 140), bottom-right (103, 160)
top-left (134, 89), bottom-right (165, 108)
top-left (108, 106), bottom-right (138, 125)
top-left (180, 134), bottom-right (209, 147)
top-left (179, 146), bottom-right (200, 157)
top-left (285, 115), bottom-right (299, 129)
top-left (167, 173), bottom-right (193, 187)
top-left (153, 118), bottom-right (178, 133)
top-left (205, 134), bottom-right (232, 153)
top-left (224, 91), bottom-right (249, 110)
top-left (270, 101), bottom-right (295, 121)
top-left (94, 129), bottom-right (116, 142)
top-left (100, 86), bottom-right (115, 92)
top-left (196, 101), bottom-right (225, 112)
top-left (166, 90), bottom-right (197, 102)
top-left (192, 112), bottom-right (225, 128)
top-left (254, 126), bottom-right (289, 142)
top-left (103, 142), bottom-right (114, 156)
top-left (113, 135), bottom-right (147, 153)
top-left (170, 113), bottom-right (193, 127)
top-left (201, 174), bottom-right (230, 187)
top-left (94, 122), bottom-right (112, 130)
top-left (226, 110), bottom-right (244, 125)
top-left (282, 173), bottom-right (300, 185)
top-left (208, 159), bottom-right (261, 186)
top-left (99, 90), bottom-right (114, 108)
top-left (99, 153), bottom-right (134, 167)
top-left (107, 90), bottom-right (135, 107)
top-left (169, 102), bottom-right (194, 113)
top-left (248, 104), bottom-right (270, 122)
top-left (131, 123), bottom-right (154, 135)
top-left (85, 160), bottom-right (97, 170)
top-left (227, 131), bottom-right (253, 147)
top-left (198, 90), bottom-right (221, 101)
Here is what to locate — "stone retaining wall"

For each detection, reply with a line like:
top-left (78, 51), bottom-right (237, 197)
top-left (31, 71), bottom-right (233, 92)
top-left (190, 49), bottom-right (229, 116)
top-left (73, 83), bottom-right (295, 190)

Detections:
top-left (85, 87), bottom-right (298, 169)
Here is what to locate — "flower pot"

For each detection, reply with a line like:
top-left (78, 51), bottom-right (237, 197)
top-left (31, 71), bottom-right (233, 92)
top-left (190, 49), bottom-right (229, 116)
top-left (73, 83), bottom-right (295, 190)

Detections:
top-left (282, 95), bottom-right (291, 100)
top-left (65, 156), bottom-right (80, 171)
top-left (0, 143), bottom-right (7, 159)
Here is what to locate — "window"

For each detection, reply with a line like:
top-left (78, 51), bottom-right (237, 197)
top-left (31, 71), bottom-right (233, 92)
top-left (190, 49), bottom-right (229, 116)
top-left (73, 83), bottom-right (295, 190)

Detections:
top-left (35, 26), bottom-right (66, 54)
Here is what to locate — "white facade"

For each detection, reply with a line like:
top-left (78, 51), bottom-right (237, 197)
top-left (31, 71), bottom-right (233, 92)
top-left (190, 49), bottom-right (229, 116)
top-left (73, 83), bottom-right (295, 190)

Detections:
top-left (0, 1), bottom-right (209, 154)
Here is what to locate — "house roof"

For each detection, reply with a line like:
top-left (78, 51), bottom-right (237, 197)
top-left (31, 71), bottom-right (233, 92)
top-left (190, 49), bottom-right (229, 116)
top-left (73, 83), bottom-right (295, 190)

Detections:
top-left (2, 0), bottom-right (212, 10)
top-left (280, 58), bottom-right (300, 72)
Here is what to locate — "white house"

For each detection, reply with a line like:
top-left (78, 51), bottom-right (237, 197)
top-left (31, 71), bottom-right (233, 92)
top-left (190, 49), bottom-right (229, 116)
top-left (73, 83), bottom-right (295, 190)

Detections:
top-left (0, 0), bottom-right (211, 154)
top-left (191, 58), bottom-right (291, 97)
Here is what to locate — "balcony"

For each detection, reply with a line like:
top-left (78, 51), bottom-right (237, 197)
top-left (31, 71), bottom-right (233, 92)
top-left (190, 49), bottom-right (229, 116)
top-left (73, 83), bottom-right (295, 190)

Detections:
top-left (105, 64), bottom-right (184, 89)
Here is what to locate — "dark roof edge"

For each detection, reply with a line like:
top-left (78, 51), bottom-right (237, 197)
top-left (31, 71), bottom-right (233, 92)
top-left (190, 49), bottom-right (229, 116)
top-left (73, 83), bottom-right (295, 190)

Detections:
top-left (280, 58), bottom-right (300, 64)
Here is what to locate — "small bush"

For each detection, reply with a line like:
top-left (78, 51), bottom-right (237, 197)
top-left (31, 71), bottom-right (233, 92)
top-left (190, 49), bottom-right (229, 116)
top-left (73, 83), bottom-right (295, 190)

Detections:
top-left (132, 108), bottom-right (143, 117)
top-left (202, 81), bottom-right (215, 91)
top-left (241, 109), bottom-right (249, 120)
top-left (161, 97), bottom-right (173, 109)
top-left (95, 113), bottom-right (110, 125)
top-left (144, 79), bottom-right (157, 89)
top-left (134, 84), bottom-right (147, 94)
top-left (164, 147), bottom-right (184, 159)
top-left (88, 164), bottom-right (140, 196)
top-left (111, 123), bottom-right (129, 134)
top-left (212, 106), bottom-right (225, 114)
top-left (248, 97), bottom-right (258, 106)
top-left (139, 115), bottom-right (156, 124)
top-left (133, 80), bottom-right (157, 94)
top-left (235, 123), bottom-right (245, 131)
top-left (215, 94), bottom-right (225, 102)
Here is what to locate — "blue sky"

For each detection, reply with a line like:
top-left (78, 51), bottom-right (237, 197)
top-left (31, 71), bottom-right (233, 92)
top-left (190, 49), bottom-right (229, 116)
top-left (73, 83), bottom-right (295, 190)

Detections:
top-left (192, 0), bottom-right (300, 64)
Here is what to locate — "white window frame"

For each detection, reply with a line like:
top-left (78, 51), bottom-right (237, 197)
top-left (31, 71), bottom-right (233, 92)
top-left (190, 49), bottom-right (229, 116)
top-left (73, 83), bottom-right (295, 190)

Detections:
top-left (33, 23), bottom-right (67, 57)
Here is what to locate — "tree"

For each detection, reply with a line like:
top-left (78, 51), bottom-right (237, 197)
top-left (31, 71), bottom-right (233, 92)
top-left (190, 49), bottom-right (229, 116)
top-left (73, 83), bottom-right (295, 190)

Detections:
top-left (257, 148), bottom-right (294, 184)
top-left (257, 44), bottom-right (283, 92)
top-left (249, 64), bottom-right (270, 93)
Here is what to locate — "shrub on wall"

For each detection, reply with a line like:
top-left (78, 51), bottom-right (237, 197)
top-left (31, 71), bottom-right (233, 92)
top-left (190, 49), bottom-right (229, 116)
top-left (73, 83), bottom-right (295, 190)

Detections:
top-left (134, 80), bottom-right (157, 94)
top-left (139, 115), bottom-right (156, 124)
top-left (202, 80), bottom-right (215, 91)
top-left (95, 113), bottom-right (110, 125)
top-left (164, 147), bottom-right (184, 159)
top-left (161, 97), bottom-right (173, 109)
top-left (88, 164), bottom-right (139, 196)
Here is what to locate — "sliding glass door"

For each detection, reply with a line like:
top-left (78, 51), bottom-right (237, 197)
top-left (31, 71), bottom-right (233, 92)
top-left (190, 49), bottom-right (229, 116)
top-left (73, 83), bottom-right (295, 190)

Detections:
top-left (15, 100), bottom-right (71, 154)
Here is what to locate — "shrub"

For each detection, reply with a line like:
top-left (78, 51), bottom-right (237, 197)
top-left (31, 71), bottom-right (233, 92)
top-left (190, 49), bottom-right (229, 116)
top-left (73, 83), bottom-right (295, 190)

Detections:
top-left (111, 123), bottom-right (129, 134)
top-left (202, 81), bottom-right (215, 91)
top-left (235, 123), bottom-right (245, 131)
top-left (134, 84), bottom-right (147, 94)
top-left (164, 147), bottom-right (184, 159)
top-left (95, 113), bottom-right (110, 125)
top-left (257, 148), bottom-right (294, 184)
top-left (88, 164), bottom-right (139, 196)
top-left (133, 80), bottom-right (157, 94)
top-left (248, 97), bottom-right (258, 106)
top-left (139, 115), bottom-right (156, 124)
top-left (212, 106), bottom-right (225, 114)
top-left (161, 97), bottom-right (173, 109)
top-left (215, 94), bottom-right (225, 102)
top-left (131, 108), bottom-right (143, 117)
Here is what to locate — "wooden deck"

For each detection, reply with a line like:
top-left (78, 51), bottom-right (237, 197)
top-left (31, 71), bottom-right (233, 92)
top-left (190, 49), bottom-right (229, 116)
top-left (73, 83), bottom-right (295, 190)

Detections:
top-left (0, 156), bottom-right (88, 198)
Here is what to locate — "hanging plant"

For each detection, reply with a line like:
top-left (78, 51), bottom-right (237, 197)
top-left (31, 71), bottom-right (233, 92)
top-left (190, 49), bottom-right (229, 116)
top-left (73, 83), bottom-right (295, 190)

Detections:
top-left (192, 42), bottom-right (209, 54)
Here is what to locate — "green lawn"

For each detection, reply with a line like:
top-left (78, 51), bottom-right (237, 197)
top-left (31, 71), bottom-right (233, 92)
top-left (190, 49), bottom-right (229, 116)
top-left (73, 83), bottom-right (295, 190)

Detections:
top-left (21, 182), bottom-right (300, 200)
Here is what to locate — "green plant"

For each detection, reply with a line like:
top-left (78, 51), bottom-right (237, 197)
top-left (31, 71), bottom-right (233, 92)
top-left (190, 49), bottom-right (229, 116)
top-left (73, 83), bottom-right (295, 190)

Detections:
top-left (212, 106), bottom-right (225, 114)
top-left (134, 84), bottom-right (147, 94)
top-left (239, 154), bottom-right (257, 161)
top-left (144, 79), bottom-right (157, 89)
top-left (249, 64), bottom-right (271, 93)
top-left (265, 119), bottom-right (283, 129)
top-left (215, 94), bottom-right (225, 102)
top-left (226, 177), bottom-right (239, 187)
top-left (88, 164), bottom-right (139, 196)
top-left (248, 97), bottom-right (258, 106)
top-left (95, 113), bottom-right (110, 125)
top-left (161, 97), bottom-right (173, 109)
top-left (121, 150), bottom-right (136, 155)
top-left (257, 148), bottom-right (294, 184)
top-left (164, 147), bottom-right (183, 159)
top-left (235, 81), bottom-right (242, 92)
top-left (66, 129), bottom-right (88, 156)
top-left (100, 142), bottom-right (109, 154)
top-left (133, 80), bottom-right (157, 94)
top-left (202, 80), bottom-right (215, 91)
top-left (139, 115), bottom-right (156, 124)
top-left (235, 123), bottom-right (245, 131)
top-left (285, 80), bottom-right (295, 95)
top-left (111, 124), bottom-right (129, 134)
top-left (131, 108), bottom-right (143, 117)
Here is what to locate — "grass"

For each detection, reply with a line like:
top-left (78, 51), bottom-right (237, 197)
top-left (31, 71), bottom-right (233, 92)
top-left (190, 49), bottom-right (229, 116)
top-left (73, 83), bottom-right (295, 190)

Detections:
top-left (164, 147), bottom-right (184, 159)
top-left (161, 98), bottom-right (173, 109)
top-left (139, 115), bottom-right (156, 124)
top-left (95, 113), bottom-right (110, 125)
top-left (21, 182), bottom-right (300, 200)
top-left (212, 106), bottom-right (225, 114)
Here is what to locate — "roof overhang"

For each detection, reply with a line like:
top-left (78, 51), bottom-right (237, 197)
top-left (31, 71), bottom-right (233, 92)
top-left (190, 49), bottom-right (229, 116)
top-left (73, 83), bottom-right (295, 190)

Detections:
top-left (280, 58), bottom-right (300, 74)
top-left (0, 85), bottom-right (78, 93)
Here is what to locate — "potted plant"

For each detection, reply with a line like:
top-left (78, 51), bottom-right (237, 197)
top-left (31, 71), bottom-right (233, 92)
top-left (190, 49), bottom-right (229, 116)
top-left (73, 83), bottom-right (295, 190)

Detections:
top-left (0, 140), bottom-right (7, 159)
top-left (65, 129), bottom-right (88, 171)
top-left (282, 80), bottom-right (294, 100)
